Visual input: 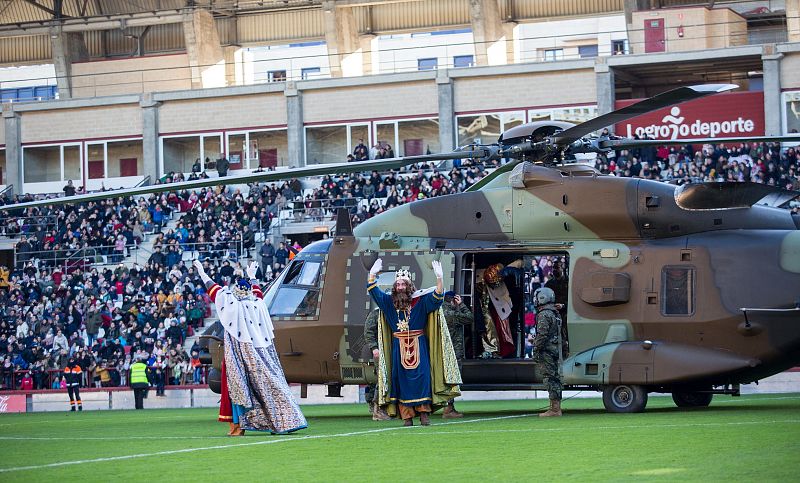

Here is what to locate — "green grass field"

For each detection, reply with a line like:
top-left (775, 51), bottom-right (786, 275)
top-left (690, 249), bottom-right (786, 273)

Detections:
top-left (1, 394), bottom-right (799, 482)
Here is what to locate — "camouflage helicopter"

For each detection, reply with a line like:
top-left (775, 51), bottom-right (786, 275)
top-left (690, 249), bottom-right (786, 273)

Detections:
top-left (5, 84), bottom-right (800, 413)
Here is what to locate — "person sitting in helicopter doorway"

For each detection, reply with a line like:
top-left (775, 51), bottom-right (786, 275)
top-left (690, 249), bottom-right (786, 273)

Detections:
top-left (441, 291), bottom-right (473, 418)
top-left (363, 307), bottom-right (391, 421)
top-left (532, 287), bottom-right (563, 417)
top-left (367, 259), bottom-right (462, 426)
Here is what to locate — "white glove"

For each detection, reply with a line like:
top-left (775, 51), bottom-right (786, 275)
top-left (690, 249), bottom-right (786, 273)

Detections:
top-left (193, 260), bottom-right (212, 284)
top-left (246, 261), bottom-right (259, 280)
top-left (432, 260), bottom-right (443, 279)
top-left (369, 258), bottom-right (382, 277)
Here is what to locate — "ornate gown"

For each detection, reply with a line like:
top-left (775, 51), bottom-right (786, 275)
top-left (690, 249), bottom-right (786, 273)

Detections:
top-left (210, 283), bottom-right (307, 434)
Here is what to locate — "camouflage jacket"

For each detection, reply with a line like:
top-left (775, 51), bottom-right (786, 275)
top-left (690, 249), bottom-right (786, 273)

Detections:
top-left (533, 303), bottom-right (561, 356)
top-left (443, 302), bottom-right (473, 329)
top-left (363, 308), bottom-right (381, 351)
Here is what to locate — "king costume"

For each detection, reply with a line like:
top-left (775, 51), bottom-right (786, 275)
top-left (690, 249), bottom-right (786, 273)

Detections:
top-left (197, 260), bottom-right (307, 435)
top-left (367, 267), bottom-right (462, 424)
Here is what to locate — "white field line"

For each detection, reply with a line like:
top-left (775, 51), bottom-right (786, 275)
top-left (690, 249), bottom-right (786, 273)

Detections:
top-left (0, 413), bottom-right (534, 474)
top-left (2, 394), bottom-right (798, 428)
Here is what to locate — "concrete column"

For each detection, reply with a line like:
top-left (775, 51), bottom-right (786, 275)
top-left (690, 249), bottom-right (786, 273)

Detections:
top-left (286, 83), bottom-right (304, 167)
top-left (141, 94), bottom-right (160, 181)
top-left (322, 1), bottom-right (361, 78)
top-left (762, 51), bottom-right (783, 136)
top-left (2, 107), bottom-right (22, 194)
top-left (437, 70), bottom-right (455, 156)
top-left (183, 9), bottom-right (226, 89)
top-left (359, 34), bottom-right (376, 77)
top-left (595, 60), bottom-right (616, 119)
top-left (50, 28), bottom-right (88, 99)
top-left (788, 0), bottom-right (800, 43)
top-left (469, 0), bottom-right (509, 66)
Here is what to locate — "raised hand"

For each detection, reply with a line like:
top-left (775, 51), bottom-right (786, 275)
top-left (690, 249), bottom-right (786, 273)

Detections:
top-left (432, 260), bottom-right (443, 279)
top-left (369, 258), bottom-right (383, 277)
top-left (246, 261), bottom-right (259, 279)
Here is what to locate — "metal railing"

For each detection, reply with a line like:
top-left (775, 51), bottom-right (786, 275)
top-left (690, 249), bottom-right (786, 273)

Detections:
top-left (0, 214), bottom-right (59, 238)
top-left (1, 365), bottom-right (212, 391)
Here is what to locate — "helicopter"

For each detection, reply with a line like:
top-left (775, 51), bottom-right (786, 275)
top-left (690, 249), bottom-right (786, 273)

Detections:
top-left (4, 84), bottom-right (800, 413)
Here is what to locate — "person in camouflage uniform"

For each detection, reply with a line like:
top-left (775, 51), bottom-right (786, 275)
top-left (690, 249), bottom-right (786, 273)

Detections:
top-left (442, 291), bottom-right (472, 418)
top-left (363, 308), bottom-right (391, 421)
top-left (532, 287), bottom-right (563, 417)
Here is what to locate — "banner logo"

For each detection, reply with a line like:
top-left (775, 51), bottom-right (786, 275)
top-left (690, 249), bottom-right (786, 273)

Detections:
top-left (624, 106), bottom-right (756, 140)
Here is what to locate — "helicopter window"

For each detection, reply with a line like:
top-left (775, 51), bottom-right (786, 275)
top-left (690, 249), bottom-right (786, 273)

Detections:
top-left (269, 287), bottom-right (319, 317)
top-left (283, 261), bottom-right (321, 286)
top-left (263, 258), bottom-right (324, 318)
top-left (661, 266), bottom-right (695, 316)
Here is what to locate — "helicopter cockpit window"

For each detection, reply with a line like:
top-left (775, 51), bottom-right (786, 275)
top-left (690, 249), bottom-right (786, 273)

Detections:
top-left (662, 266), bottom-right (695, 316)
top-left (264, 258), bottom-right (324, 318)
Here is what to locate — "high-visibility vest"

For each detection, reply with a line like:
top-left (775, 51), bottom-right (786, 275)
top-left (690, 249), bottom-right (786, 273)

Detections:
top-left (130, 362), bottom-right (149, 385)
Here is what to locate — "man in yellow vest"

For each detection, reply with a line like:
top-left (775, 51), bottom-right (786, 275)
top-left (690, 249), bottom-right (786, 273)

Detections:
top-left (129, 356), bottom-right (149, 410)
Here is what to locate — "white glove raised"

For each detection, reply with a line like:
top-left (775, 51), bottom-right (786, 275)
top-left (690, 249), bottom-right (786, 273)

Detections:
top-left (369, 258), bottom-right (383, 277)
top-left (246, 261), bottom-right (259, 280)
top-left (193, 259), bottom-right (212, 284)
top-left (432, 260), bottom-right (443, 279)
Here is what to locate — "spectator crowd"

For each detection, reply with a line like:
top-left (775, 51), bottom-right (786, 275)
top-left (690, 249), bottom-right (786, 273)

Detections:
top-left (0, 139), bottom-right (797, 393)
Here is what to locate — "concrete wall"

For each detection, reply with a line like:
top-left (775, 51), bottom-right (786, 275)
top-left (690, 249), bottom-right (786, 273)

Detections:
top-left (72, 54), bottom-right (192, 98)
top-left (21, 104), bottom-right (141, 143)
top-left (303, 81), bottom-right (438, 123)
top-left (630, 7), bottom-right (746, 54)
top-left (0, 117), bottom-right (4, 145)
top-left (158, 93), bottom-right (286, 133)
top-left (453, 69), bottom-right (596, 112)
top-left (782, 52), bottom-right (800, 90)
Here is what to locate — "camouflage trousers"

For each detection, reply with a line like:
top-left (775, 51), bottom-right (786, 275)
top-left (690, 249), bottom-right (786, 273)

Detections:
top-left (537, 351), bottom-right (562, 401)
top-left (448, 328), bottom-right (465, 361)
top-left (365, 383), bottom-right (377, 406)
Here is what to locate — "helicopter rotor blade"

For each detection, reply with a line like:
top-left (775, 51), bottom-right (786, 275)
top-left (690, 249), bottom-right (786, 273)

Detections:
top-left (599, 135), bottom-right (800, 150)
top-left (676, 182), bottom-right (800, 210)
top-left (552, 84), bottom-right (738, 146)
top-left (0, 149), bottom-right (494, 212)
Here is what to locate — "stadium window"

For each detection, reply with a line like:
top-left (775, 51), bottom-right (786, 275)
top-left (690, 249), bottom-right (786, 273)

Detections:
top-left (612, 40), bottom-right (627, 55)
top-left (160, 133), bottom-right (222, 176)
top-left (226, 129), bottom-right (288, 170)
top-left (22, 143), bottom-right (82, 186)
top-left (543, 49), bottom-right (563, 62)
top-left (269, 70), bottom-right (287, 82)
top-left (783, 91), bottom-right (800, 134)
top-left (578, 45), bottom-right (598, 58)
top-left (418, 58), bottom-right (438, 71)
top-left (301, 67), bottom-right (321, 80)
top-left (456, 111), bottom-right (525, 147)
top-left (529, 105), bottom-right (598, 124)
top-left (661, 266), bottom-right (695, 316)
top-left (0, 85), bottom-right (57, 103)
top-left (305, 124), bottom-right (348, 165)
top-left (453, 55), bottom-right (474, 68)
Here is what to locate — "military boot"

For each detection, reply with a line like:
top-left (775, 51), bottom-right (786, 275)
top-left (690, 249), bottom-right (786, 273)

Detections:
top-left (372, 405), bottom-right (391, 421)
top-left (539, 399), bottom-right (562, 417)
top-left (442, 403), bottom-right (463, 419)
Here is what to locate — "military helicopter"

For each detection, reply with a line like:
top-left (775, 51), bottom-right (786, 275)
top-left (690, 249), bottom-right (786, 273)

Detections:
top-left (5, 84), bottom-right (800, 413)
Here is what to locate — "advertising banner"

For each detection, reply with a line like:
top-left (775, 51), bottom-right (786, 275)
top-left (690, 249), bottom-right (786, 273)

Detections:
top-left (0, 394), bottom-right (26, 413)
top-left (614, 91), bottom-right (765, 140)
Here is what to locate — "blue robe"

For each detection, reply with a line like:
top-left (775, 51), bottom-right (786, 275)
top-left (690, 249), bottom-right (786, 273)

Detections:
top-left (368, 282), bottom-right (443, 407)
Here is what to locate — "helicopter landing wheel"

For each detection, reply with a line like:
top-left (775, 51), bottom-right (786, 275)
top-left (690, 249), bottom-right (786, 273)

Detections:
top-left (602, 384), bottom-right (648, 413)
top-left (672, 390), bottom-right (713, 408)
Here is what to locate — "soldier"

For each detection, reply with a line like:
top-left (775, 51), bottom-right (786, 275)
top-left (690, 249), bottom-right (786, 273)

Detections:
top-left (544, 259), bottom-right (569, 358)
top-left (363, 307), bottom-right (391, 421)
top-left (532, 287), bottom-right (563, 417)
top-left (442, 291), bottom-right (472, 418)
